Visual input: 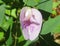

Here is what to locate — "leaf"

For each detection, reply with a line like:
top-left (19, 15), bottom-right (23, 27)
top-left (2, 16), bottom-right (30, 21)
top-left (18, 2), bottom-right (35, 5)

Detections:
top-left (8, 17), bottom-right (13, 25)
top-left (23, 0), bottom-right (52, 13)
top-left (6, 20), bottom-right (13, 46)
top-left (5, 9), bottom-right (11, 15)
top-left (52, 1), bottom-right (60, 15)
top-left (18, 35), bottom-right (25, 43)
top-left (0, 0), bottom-right (3, 4)
top-left (52, 10), bottom-right (56, 15)
top-left (53, 2), bottom-right (58, 8)
top-left (34, 0), bottom-right (40, 3)
top-left (11, 9), bottom-right (17, 18)
top-left (36, 0), bottom-right (52, 13)
top-left (23, 0), bottom-right (40, 6)
top-left (0, 4), bottom-right (6, 26)
top-left (1, 17), bottom-right (13, 31)
top-left (23, 40), bottom-right (32, 46)
top-left (6, 33), bottom-right (13, 46)
top-left (2, 21), bottom-right (10, 31)
top-left (0, 32), bottom-right (4, 41)
top-left (40, 0), bottom-right (46, 2)
top-left (23, 0), bottom-right (27, 4)
top-left (5, 9), bottom-right (17, 18)
top-left (41, 16), bottom-right (60, 34)
top-left (6, 5), bottom-right (11, 8)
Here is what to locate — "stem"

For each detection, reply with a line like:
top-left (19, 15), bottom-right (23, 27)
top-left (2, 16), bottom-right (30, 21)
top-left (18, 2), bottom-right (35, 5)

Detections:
top-left (14, 8), bottom-right (18, 46)
top-left (14, 32), bottom-right (17, 46)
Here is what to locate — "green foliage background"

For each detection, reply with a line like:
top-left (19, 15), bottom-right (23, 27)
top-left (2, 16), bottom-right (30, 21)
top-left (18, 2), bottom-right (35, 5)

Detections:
top-left (0, 0), bottom-right (60, 46)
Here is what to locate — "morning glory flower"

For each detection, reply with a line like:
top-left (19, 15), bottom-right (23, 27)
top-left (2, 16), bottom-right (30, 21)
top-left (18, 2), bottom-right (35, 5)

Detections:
top-left (20, 7), bottom-right (42, 41)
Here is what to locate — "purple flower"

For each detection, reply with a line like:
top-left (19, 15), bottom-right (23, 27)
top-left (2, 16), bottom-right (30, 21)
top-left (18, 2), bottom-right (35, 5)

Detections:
top-left (20, 7), bottom-right (42, 41)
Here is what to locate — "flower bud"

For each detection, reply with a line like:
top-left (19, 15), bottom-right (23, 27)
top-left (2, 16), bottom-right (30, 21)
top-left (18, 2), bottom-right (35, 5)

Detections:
top-left (20, 7), bottom-right (42, 41)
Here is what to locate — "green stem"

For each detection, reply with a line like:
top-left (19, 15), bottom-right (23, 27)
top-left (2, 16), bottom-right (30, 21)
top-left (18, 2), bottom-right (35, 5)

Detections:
top-left (14, 8), bottom-right (18, 46)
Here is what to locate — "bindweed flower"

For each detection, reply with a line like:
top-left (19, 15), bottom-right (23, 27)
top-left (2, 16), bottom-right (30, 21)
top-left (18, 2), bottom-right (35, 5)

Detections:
top-left (20, 7), bottom-right (42, 41)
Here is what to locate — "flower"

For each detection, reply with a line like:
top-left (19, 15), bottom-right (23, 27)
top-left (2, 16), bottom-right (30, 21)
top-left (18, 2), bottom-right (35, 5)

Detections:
top-left (20, 7), bottom-right (42, 41)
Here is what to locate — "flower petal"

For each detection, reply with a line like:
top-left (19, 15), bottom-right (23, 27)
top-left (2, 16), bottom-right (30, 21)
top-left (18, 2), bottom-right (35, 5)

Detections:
top-left (28, 24), bottom-right (41, 41)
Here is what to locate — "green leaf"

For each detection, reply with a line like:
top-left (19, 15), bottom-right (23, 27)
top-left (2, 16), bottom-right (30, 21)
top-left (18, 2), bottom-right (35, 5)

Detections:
top-left (5, 9), bottom-right (11, 15)
top-left (18, 35), bottom-right (25, 43)
top-left (2, 21), bottom-right (10, 31)
top-left (6, 5), bottom-right (11, 9)
top-left (53, 2), bottom-right (58, 8)
top-left (23, 40), bottom-right (32, 46)
top-left (2, 44), bottom-right (6, 46)
top-left (36, 0), bottom-right (52, 13)
top-left (6, 33), bottom-right (13, 46)
top-left (24, 0), bottom-right (52, 13)
top-left (0, 0), bottom-right (3, 4)
top-left (34, 0), bottom-right (40, 3)
top-left (0, 4), bottom-right (6, 26)
top-left (40, 0), bottom-right (46, 2)
top-left (6, 21), bottom-right (13, 46)
top-left (8, 17), bottom-right (13, 25)
top-left (23, 0), bottom-right (40, 6)
top-left (0, 32), bottom-right (4, 41)
top-left (5, 9), bottom-right (17, 18)
top-left (23, 0), bottom-right (28, 4)
top-left (52, 10), bottom-right (56, 15)
top-left (11, 9), bottom-right (17, 18)
top-left (1, 17), bottom-right (13, 31)
top-left (41, 16), bottom-right (60, 34)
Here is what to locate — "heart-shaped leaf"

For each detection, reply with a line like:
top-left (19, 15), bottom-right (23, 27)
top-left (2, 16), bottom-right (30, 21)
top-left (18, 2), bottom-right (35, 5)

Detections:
top-left (41, 16), bottom-right (60, 34)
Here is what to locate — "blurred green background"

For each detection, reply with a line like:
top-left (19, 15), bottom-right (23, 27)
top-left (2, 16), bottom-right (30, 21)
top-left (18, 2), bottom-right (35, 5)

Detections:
top-left (0, 0), bottom-right (60, 46)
